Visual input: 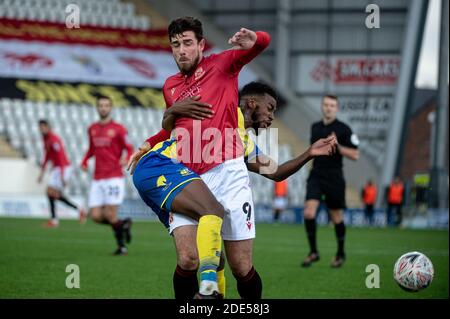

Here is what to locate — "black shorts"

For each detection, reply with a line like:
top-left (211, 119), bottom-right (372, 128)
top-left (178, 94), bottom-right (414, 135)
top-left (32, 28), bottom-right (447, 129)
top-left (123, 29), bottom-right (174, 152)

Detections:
top-left (305, 168), bottom-right (346, 209)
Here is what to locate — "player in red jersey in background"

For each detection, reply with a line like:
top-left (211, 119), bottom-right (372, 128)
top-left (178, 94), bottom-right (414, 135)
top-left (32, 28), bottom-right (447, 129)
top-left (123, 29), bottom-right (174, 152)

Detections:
top-left (37, 119), bottom-right (86, 228)
top-left (80, 96), bottom-right (134, 255)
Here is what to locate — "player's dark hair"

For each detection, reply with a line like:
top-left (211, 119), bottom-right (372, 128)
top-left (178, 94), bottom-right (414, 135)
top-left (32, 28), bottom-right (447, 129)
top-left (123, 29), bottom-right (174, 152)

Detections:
top-left (38, 119), bottom-right (49, 127)
top-left (323, 94), bottom-right (338, 102)
top-left (239, 81), bottom-right (278, 102)
top-left (168, 16), bottom-right (203, 42)
top-left (96, 95), bottom-right (112, 105)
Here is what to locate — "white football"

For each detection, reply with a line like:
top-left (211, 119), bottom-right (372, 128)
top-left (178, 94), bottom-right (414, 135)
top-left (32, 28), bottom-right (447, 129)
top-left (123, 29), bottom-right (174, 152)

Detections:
top-left (393, 251), bottom-right (434, 292)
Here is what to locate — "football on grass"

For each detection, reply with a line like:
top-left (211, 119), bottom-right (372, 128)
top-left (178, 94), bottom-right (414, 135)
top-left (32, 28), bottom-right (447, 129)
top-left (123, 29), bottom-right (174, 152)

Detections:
top-left (393, 251), bottom-right (434, 292)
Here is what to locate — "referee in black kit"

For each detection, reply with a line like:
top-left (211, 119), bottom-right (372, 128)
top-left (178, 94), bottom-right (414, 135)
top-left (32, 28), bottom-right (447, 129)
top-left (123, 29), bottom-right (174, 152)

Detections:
top-left (301, 94), bottom-right (359, 268)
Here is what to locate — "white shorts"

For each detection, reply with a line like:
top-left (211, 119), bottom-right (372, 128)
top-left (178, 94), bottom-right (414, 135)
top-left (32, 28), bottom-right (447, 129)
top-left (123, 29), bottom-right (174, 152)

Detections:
top-left (48, 166), bottom-right (73, 191)
top-left (88, 177), bottom-right (125, 208)
top-left (169, 156), bottom-right (255, 241)
top-left (273, 197), bottom-right (288, 210)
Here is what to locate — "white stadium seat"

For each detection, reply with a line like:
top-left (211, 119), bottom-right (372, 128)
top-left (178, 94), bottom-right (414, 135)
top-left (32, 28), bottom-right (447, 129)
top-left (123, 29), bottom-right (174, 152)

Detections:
top-left (3, 0), bottom-right (149, 29)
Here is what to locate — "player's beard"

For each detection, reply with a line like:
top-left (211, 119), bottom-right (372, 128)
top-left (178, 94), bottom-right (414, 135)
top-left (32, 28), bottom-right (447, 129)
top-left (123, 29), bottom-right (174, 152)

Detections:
top-left (99, 112), bottom-right (110, 120)
top-left (251, 112), bottom-right (260, 134)
top-left (178, 54), bottom-right (200, 75)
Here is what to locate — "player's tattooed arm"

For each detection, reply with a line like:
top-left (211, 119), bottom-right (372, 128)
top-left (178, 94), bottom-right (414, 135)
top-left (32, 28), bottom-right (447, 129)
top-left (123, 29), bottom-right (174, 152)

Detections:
top-left (247, 135), bottom-right (337, 181)
top-left (161, 96), bottom-right (214, 131)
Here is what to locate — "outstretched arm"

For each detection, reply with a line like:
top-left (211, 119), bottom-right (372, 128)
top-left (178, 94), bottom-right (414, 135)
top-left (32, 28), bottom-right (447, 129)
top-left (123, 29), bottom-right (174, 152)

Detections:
top-left (218, 28), bottom-right (271, 74)
top-left (247, 152), bottom-right (311, 182)
top-left (247, 135), bottom-right (337, 181)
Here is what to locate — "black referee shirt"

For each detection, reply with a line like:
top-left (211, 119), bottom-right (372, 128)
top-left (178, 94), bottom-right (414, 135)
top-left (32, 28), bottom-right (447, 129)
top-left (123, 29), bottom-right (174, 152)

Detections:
top-left (310, 118), bottom-right (359, 170)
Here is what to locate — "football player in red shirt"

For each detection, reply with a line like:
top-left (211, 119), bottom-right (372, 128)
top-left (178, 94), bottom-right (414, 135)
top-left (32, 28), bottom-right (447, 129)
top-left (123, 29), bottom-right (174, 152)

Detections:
top-left (130, 17), bottom-right (270, 298)
top-left (37, 119), bottom-right (86, 227)
top-left (129, 81), bottom-right (337, 299)
top-left (80, 96), bottom-right (134, 255)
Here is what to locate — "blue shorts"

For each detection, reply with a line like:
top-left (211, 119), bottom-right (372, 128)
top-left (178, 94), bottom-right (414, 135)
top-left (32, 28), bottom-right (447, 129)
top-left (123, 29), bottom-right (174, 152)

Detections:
top-left (132, 145), bottom-right (201, 229)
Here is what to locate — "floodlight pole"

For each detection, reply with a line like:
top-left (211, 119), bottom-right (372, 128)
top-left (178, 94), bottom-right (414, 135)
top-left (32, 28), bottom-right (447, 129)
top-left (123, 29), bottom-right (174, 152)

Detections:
top-left (429, 0), bottom-right (449, 209)
top-left (275, 0), bottom-right (291, 91)
top-left (379, 0), bottom-right (428, 205)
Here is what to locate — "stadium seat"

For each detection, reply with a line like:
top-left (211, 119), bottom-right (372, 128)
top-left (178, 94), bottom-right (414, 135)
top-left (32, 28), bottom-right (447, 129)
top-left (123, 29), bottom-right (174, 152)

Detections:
top-left (122, 3), bottom-right (135, 16)
top-left (138, 17), bottom-right (151, 30)
top-left (110, 15), bottom-right (121, 28)
top-left (1, 102), bottom-right (13, 133)
top-left (2, 0), bottom-right (149, 29)
top-left (15, 6), bottom-right (26, 19)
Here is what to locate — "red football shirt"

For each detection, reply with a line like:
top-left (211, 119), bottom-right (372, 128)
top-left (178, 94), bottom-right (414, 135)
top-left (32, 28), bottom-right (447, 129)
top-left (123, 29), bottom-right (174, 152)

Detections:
top-left (81, 120), bottom-right (134, 180)
top-left (41, 131), bottom-right (70, 175)
top-left (147, 31), bottom-right (270, 175)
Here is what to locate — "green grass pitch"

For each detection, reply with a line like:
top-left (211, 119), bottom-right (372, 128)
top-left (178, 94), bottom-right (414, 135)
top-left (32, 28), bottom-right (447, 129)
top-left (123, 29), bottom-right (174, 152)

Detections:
top-left (0, 217), bottom-right (448, 298)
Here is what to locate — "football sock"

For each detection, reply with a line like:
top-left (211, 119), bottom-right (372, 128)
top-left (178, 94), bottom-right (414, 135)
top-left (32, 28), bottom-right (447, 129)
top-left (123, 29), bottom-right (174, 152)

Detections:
top-left (58, 195), bottom-right (78, 210)
top-left (304, 218), bottom-right (318, 254)
top-left (111, 220), bottom-right (125, 247)
top-left (48, 195), bottom-right (56, 220)
top-left (173, 265), bottom-right (199, 299)
top-left (197, 215), bottom-right (222, 295)
top-left (233, 267), bottom-right (262, 299)
top-left (334, 222), bottom-right (346, 257)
